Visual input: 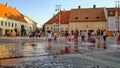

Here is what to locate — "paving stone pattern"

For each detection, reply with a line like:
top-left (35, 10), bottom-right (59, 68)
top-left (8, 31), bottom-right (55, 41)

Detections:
top-left (1, 50), bottom-right (119, 68)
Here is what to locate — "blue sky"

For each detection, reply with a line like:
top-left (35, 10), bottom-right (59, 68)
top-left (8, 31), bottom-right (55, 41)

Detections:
top-left (0, 0), bottom-right (116, 26)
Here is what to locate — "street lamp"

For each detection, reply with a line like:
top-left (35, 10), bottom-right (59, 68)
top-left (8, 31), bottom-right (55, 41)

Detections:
top-left (55, 5), bottom-right (61, 33)
top-left (55, 4), bottom-right (61, 54)
top-left (115, 0), bottom-right (120, 32)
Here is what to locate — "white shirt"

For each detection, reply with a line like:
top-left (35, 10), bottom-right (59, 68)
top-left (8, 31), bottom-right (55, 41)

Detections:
top-left (103, 31), bottom-right (107, 36)
top-left (48, 33), bottom-right (52, 39)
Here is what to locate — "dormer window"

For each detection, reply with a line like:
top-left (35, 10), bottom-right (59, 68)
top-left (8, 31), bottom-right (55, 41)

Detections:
top-left (110, 11), bottom-right (113, 15)
top-left (75, 17), bottom-right (78, 19)
top-left (5, 13), bottom-right (7, 16)
top-left (86, 17), bottom-right (88, 19)
top-left (96, 16), bottom-right (99, 19)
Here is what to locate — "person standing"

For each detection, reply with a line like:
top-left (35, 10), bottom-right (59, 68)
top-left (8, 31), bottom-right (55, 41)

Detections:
top-left (54, 32), bottom-right (57, 41)
top-left (74, 30), bottom-right (79, 51)
top-left (81, 31), bottom-right (85, 42)
top-left (117, 35), bottom-right (120, 45)
top-left (103, 30), bottom-right (107, 43)
top-left (65, 31), bottom-right (68, 41)
top-left (67, 33), bottom-right (72, 47)
top-left (66, 33), bottom-right (72, 53)
top-left (103, 30), bottom-right (107, 49)
top-left (74, 30), bottom-right (79, 45)
top-left (12, 30), bottom-right (16, 40)
top-left (87, 31), bottom-right (91, 42)
top-left (84, 31), bottom-right (88, 42)
top-left (115, 32), bottom-right (119, 44)
top-left (9, 30), bottom-right (13, 38)
top-left (47, 30), bottom-right (52, 50)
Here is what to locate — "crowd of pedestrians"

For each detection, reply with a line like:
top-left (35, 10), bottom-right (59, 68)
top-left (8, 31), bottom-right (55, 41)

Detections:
top-left (6, 29), bottom-right (120, 54)
top-left (47, 29), bottom-right (105, 53)
top-left (46, 29), bottom-right (120, 54)
top-left (7, 30), bottom-right (16, 38)
top-left (28, 31), bottom-right (41, 38)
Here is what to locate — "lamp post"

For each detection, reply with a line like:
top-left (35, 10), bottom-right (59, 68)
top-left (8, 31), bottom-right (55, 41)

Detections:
top-left (115, 0), bottom-right (120, 32)
top-left (55, 5), bottom-right (61, 33)
top-left (55, 4), bottom-right (61, 54)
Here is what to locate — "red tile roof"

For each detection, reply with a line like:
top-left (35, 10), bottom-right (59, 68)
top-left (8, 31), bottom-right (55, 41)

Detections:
top-left (69, 8), bottom-right (106, 22)
top-left (45, 11), bottom-right (71, 24)
top-left (0, 3), bottom-right (27, 23)
top-left (106, 8), bottom-right (120, 16)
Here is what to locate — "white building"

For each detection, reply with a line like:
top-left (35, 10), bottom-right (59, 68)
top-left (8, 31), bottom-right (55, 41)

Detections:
top-left (0, 3), bottom-right (37, 36)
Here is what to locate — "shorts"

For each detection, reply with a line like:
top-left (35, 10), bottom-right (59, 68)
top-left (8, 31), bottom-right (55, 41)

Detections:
top-left (69, 39), bottom-right (71, 41)
top-left (103, 36), bottom-right (106, 41)
top-left (48, 38), bottom-right (52, 42)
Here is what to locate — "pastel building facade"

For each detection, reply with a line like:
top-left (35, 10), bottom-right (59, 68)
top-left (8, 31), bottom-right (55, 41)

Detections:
top-left (44, 5), bottom-right (120, 36)
top-left (0, 3), bottom-right (37, 36)
top-left (44, 5), bottom-right (107, 34)
top-left (45, 11), bottom-right (70, 33)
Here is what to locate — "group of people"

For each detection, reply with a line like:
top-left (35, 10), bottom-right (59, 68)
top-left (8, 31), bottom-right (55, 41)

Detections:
top-left (47, 30), bottom-right (79, 53)
top-left (7, 30), bottom-right (16, 38)
top-left (28, 31), bottom-right (41, 38)
top-left (47, 29), bottom-right (120, 53)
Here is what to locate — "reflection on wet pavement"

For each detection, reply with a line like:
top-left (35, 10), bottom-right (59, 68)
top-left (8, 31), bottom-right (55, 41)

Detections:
top-left (0, 43), bottom-right (48, 59)
top-left (0, 42), bottom-right (49, 67)
top-left (0, 41), bottom-right (120, 68)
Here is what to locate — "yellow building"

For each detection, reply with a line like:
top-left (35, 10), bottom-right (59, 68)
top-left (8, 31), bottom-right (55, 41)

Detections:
top-left (44, 5), bottom-right (106, 35)
top-left (68, 5), bottom-right (106, 34)
top-left (0, 3), bottom-right (37, 36)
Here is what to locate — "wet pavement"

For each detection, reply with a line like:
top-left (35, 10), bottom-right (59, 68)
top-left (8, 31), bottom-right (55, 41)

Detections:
top-left (0, 37), bottom-right (120, 68)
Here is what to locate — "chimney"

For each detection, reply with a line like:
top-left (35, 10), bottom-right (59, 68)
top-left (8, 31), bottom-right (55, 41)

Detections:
top-left (63, 9), bottom-right (65, 12)
top-left (14, 7), bottom-right (16, 9)
top-left (53, 13), bottom-right (55, 16)
top-left (93, 5), bottom-right (96, 8)
top-left (5, 2), bottom-right (8, 7)
top-left (78, 6), bottom-right (81, 9)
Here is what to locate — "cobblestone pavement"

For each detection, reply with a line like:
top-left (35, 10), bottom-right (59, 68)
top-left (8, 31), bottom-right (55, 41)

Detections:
top-left (1, 50), bottom-right (120, 68)
top-left (0, 36), bottom-right (116, 44)
top-left (0, 36), bottom-right (120, 68)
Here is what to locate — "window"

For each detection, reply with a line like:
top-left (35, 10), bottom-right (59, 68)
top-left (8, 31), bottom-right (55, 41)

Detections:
top-left (15, 23), bottom-right (17, 27)
top-left (5, 22), bottom-right (7, 26)
top-left (96, 16), bottom-right (99, 19)
top-left (5, 13), bottom-right (7, 16)
top-left (86, 17), bottom-right (88, 19)
top-left (75, 17), bottom-right (78, 19)
top-left (12, 23), bottom-right (14, 27)
top-left (96, 23), bottom-right (98, 27)
top-left (8, 22), bottom-right (10, 27)
top-left (1, 21), bottom-right (3, 26)
top-left (86, 25), bottom-right (88, 28)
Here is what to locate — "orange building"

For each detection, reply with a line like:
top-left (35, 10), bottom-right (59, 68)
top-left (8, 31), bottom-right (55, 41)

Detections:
top-left (45, 11), bottom-right (71, 34)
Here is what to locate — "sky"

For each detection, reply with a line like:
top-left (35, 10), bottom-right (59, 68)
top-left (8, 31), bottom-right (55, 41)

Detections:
top-left (0, 0), bottom-right (116, 26)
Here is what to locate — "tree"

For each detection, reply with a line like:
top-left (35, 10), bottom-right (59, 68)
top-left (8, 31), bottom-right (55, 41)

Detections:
top-left (21, 25), bottom-right (26, 36)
